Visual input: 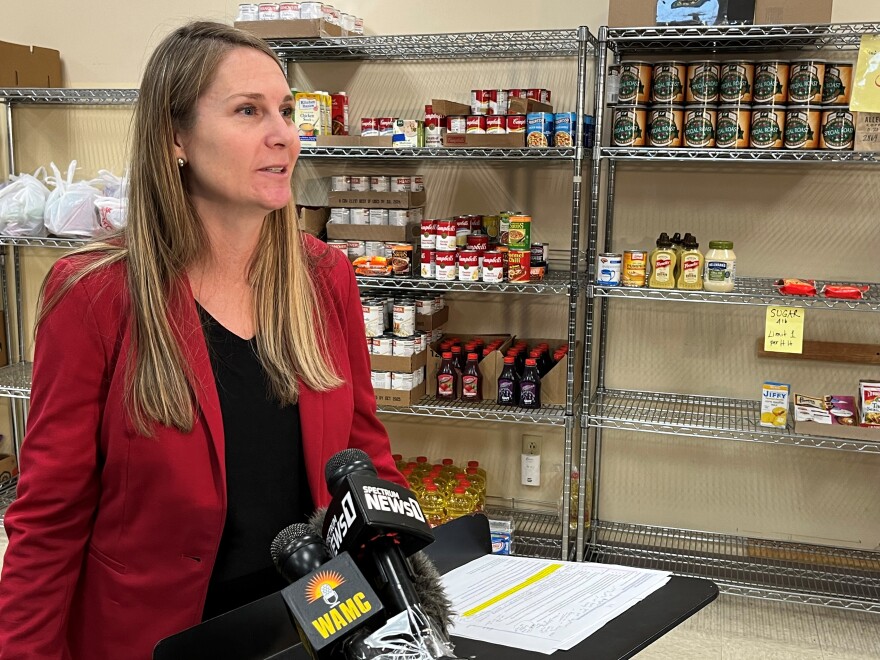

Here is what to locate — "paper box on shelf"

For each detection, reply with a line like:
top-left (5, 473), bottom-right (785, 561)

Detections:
top-left (326, 222), bottom-right (421, 243)
top-left (0, 40), bottom-right (62, 87)
top-left (233, 19), bottom-right (346, 39)
top-left (370, 349), bottom-right (427, 374)
top-left (430, 99), bottom-right (471, 116)
top-left (0, 452), bottom-right (18, 484)
top-left (328, 190), bottom-right (427, 209)
top-left (443, 133), bottom-right (526, 149)
top-left (315, 135), bottom-right (363, 148)
top-left (792, 393), bottom-right (880, 441)
top-left (855, 113), bottom-right (880, 152)
top-left (754, 0), bottom-right (832, 24)
top-left (507, 98), bottom-right (554, 115)
top-left (374, 379), bottom-right (427, 407)
top-left (426, 334), bottom-right (514, 398)
top-left (297, 206), bottom-right (329, 237)
top-left (415, 306), bottom-right (449, 332)
top-left (359, 136), bottom-right (396, 148)
top-left (607, 0), bottom-right (657, 27)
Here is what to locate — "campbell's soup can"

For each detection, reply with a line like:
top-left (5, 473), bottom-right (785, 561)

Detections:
top-left (467, 215), bottom-right (482, 232)
top-left (455, 217), bottom-right (471, 247)
top-left (347, 240), bottom-right (366, 260)
top-left (525, 88), bottom-right (542, 101)
top-left (622, 250), bottom-right (647, 287)
top-left (390, 176), bottom-right (412, 192)
top-left (507, 249), bottom-right (531, 282)
top-left (436, 219), bottom-right (457, 251)
top-left (488, 89), bottom-right (509, 115)
top-left (458, 250), bottom-right (480, 281)
top-left (388, 209), bottom-right (409, 227)
top-left (370, 175), bottom-right (391, 192)
top-left (412, 175), bottom-right (424, 192)
top-left (435, 251), bottom-right (457, 281)
top-left (466, 116), bottom-right (487, 134)
top-left (471, 89), bottom-right (490, 115)
top-left (508, 88), bottom-right (527, 100)
top-left (421, 219), bottom-right (437, 248)
top-left (420, 249), bottom-right (435, 278)
top-left (507, 115), bottom-right (526, 133)
top-left (350, 208), bottom-right (370, 225)
top-left (349, 175), bottom-right (370, 192)
top-left (467, 233), bottom-right (489, 253)
top-left (361, 118), bottom-right (379, 137)
top-left (378, 117), bottom-right (395, 136)
top-left (482, 251), bottom-right (504, 283)
top-left (447, 115), bottom-right (467, 134)
top-left (486, 116), bottom-right (507, 134)
top-left (330, 175), bottom-right (350, 191)
top-left (597, 253), bottom-right (622, 286)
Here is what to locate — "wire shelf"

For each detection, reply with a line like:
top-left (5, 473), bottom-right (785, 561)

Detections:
top-left (0, 479), bottom-right (17, 526)
top-left (357, 271), bottom-right (573, 295)
top-left (588, 521), bottom-right (880, 612)
top-left (300, 146), bottom-right (578, 160)
top-left (600, 147), bottom-right (879, 163)
top-left (377, 397), bottom-right (569, 426)
top-left (0, 89), bottom-right (138, 105)
top-left (484, 499), bottom-right (565, 559)
top-left (591, 277), bottom-right (880, 312)
top-left (604, 22), bottom-right (880, 53)
top-left (586, 389), bottom-right (880, 454)
top-left (268, 29), bottom-right (595, 60)
top-left (0, 235), bottom-right (91, 248)
top-left (0, 363), bottom-right (33, 400)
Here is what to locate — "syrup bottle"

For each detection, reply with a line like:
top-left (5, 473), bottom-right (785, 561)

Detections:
top-left (519, 358), bottom-right (542, 408)
top-left (461, 352), bottom-right (483, 401)
top-left (436, 351), bottom-right (458, 399)
top-left (497, 356), bottom-right (520, 406)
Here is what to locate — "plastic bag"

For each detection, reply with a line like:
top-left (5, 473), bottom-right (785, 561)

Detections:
top-left (95, 171), bottom-right (128, 233)
top-left (346, 606), bottom-right (460, 660)
top-left (44, 161), bottom-right (102, 238)
top-left (0, 168), bottom-right (50, 236)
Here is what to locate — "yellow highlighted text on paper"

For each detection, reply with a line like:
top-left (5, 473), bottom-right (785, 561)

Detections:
top-left (462, 563), bottom-right (564, 617)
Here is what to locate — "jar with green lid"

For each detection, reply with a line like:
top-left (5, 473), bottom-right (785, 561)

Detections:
top-left (703, 241), bottom-right (736, 292)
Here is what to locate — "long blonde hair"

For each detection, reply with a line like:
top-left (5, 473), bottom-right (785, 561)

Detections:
top-left (38, 21), bottom-right (342, 435)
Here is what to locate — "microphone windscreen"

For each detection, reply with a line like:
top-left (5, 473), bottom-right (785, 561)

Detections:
top-left (324, 448), bottom-right (376, 493)
top-left (270, 522), bottom-right (314, 565)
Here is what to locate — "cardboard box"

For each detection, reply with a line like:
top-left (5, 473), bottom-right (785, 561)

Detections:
top-left (443, 133), bottom-right (526, 149)
top-left (375, 379), bottom-right (427, 407)
top-left (328, 190), bottom-right (427, 210)
top-left (431, 99), bottom-right (471, 116)
top-left (297, 205), bottom-right (329, 236)
top-left (233, 19), bottom-right (347, 39)
top-left (416, 306), bottom-right (449, 332)
top-left (754, 0), bottom-right (832, 24)
top-left (370, 349), bottom-right (427, 374)
top-left (315, 135), bottom-right (363, 148)
top-left (0, 40), bottom-right (62, 87)
top-left (855, 112), bottom-right (880, 153)
top-left (507, 98), bottom-right (554, 115)
top-left (426, 334), bottom-right (514, 398)
top-left (0, 453), bottom-right (18, 485)
top-left (792, 393), bottom-right (880, 441)
top-left (326, 222), bottom-right (420, 242)
top-left (608, 0), bottom-right (657, 27)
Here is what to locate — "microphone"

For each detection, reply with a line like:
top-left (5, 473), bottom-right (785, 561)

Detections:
top-left (322, 449), bottom-right (434, 618)
top-left (271, 522), bottom-right (330, 584)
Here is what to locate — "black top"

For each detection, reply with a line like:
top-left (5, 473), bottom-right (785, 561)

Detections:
top-left (198, 304), bottom-right (314, 621)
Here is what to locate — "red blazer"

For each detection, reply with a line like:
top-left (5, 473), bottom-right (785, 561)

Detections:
top-left (0, 235), bottom-right (405, 659)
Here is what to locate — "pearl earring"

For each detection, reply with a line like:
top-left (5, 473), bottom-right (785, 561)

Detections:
top-left (177, 158), bottom-right (186, 168)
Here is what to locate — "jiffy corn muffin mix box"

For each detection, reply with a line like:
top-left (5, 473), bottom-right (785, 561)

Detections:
top-left (761, 381), bottom-right (790, 428)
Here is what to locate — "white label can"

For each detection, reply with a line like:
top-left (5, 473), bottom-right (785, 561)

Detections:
top-left (388, 209), bottom-right (410, 227)
top-left (392, 336), bottom-right (415, 357)
top-left (350, 208), bottom-right (370, 225)
top-left (597, 253), bottom-right (622, 285)
top-left (392, 302), bottom-right (416, 337)
top-left (390, 176), bottom-right (412, 192)
top-left (365, 240), bottom-right (384, 257)
top-left (371, 371), bottom-right (392, 390)
top-left (412, 175), bottom-right (425, 192)
top-left (347, 240), bottom-right (366, 260)
top-left (369, 209), bottom-right (389, 226)
top-left (371, 335), bottom-right (393, 355)
top-left (370, 175), bottom-right (391, 192)
top-left (349, 176), bottom-right (370, 192)
top-left (330, 175), bottom-right (350, 192)
top-left (362, 301), bottom-right (384, 337)
top-left (329, 207), bottom-right (350, 224)
top-left (391, 372), bottom-right (414, 391)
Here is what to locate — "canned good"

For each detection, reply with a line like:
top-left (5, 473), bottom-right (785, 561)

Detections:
top-left (411, 175), bottom-right (424, 192)
top-left (471, 89), bottom-right (490, 115)
top-left (435, 251), bottom-right (457, 281)
top-left (279, 3), bottom-right (301, 20)
top-left (436, 219), bottom-right (457, 251)
top-left (540, 89), bottom-right (551, 104)
top-left (486, 116), bottom-right (507, 134)
top-left (349, 176), bottom-right (370, 192)
top-left (525, 88), bottom-right (542, 101)
top-left (330, 175), bottom-right (350, 191)
top-left (468, 215), bottom-right (483, 233)
top-left (583, 115), bottom-right (595, 148)
top-left (481, 214), bottom-right (500, 240)
top-left (823, 63), bottom-right (853, 105)
top-left (391, 244), bottom-right (413, 278)
top-left (388, 209), bottom-right (410, 227)
top-left (369, 209), bottom-right (389, 226)
top-left (392, 336), bottom-right (415, 357)
top-left (488, 89), bottom-right (509, 115)
top-left (597, 253), bottom-right (622, 286)
top-left (390, 176), bottom-right (412, 192)
top-left (467, 234), bottom-right (489, 253)
top-left (420, 249), bottom-right (435, 279)
top-left (447, 116), bottom-right (467, 134)
top-left (349, 208), bottom-right (369, 225)
top-left (458, 250), bottom-right (480, 281)
top-left (467, 116), bottom-right (487, 134)
top-left (378, 117), bottom-right (395, 136)
top-left (412, 331), bottom-right (425, 353)
top-left (455, 217), bottom-right (471, 247)
top-left (499, 211), bottom-right (512, 245)
top-left (612, 106), bottom-right (648, 147)
top-left (526, 113), bottom-right (554, 147)
top-left (750, 105), bottom-right (786, 149)
top-left (507, 215), bottom-right (531, 250)
top-left (371, 335), bottom-right (393, 356)
top-left (719, 62), bottom-right (755, 103)
top-left (370, 175), bottom-right (390, 192)
top-left (753, 61), bottom-right (790, 104)
top-left (237, 4), bottom-right (259, 21)
top-left (508, 249), bottom-right (531, 283)
top-left (258, 3), bottom-right (280, 20)
top-left (329, 207), bottom-right (350, 224)
top-left (507, 115), bottom-right (526, 133)
top-left (648, 106), bottom-right (684, 148)
top-left (686, 61), bottom-right (720, 103)
top-left (392, 301), bottom-right (416, 337)
top-left (365, 240), bottom-right (385, 257)
top-left (530, 244), bottom-right (545, 267)
top-left (820, 109), bottom-right (855, 150)
top-left (784, 106), bottom-right (822, 149)
top-left (683, 105), bottom-right (717, 148)
top-left (622, 251), bottom-right (647, 288)
top-left (347, 240), bottom-right (366, 260)
top-left (363, 301), bottom-right (384, 337)
top-left (618, 61), bottom-right (653, 104)
top-left (420, 219), bottom-right (437, 248)
top-left (360, 118), bottom-right (379, 137)
top-left (482, 251), bottom-right (504, 283)
top-left (425, 113), bottom-right (443, 147)
top-left (410, 208), bottom-right (423, 223)
top-left (553, 112), bottom-right (577, 148)
top-left (716, 104), bottom-right (751, 149)
top-left (371, 371), bottom-right (392, 390)
top-left (391, 372), bottom-right (414, 391)
top-left (652, 62), bottom-right (687, 103)
top-left (328, 239), bottom-right (348, 254)
top-left (789, 60), bottom-right (825, 105)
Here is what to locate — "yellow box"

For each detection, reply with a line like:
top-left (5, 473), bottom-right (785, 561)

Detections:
top-left (761, 381), bottom-right (790, 428)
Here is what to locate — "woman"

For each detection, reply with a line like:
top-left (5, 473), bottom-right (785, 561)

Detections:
top-left (0, 21), bottom-right (404, 659)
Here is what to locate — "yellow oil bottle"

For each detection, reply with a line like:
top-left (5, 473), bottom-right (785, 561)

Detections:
top-left (420, 484), bottom-right (447, 527)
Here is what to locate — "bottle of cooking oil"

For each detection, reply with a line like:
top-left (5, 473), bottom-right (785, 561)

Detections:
top-left (445, 486), bottom-right (476, 521)
top-left (459, 479), bottom-right (483, 512)
top-left (565, 470), bottom-right (593, 534)
top-left (420, 484), bottom-right (447, 527)
top-left (465, 467), bottom-right (487, 508)
top-left (676, 234), bottom-right (704, 291)
top-left (648, 232), bottom-right (677, 289)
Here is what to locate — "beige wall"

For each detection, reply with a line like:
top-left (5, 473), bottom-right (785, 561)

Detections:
top-left (2, 1), bottom-right (879, 551)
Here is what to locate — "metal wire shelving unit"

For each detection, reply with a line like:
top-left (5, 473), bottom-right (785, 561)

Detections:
top-left (579, 22), bottom-right (880, 609)
top-left (358, 271), bottom-right (574, 296)
top-left (484, 497), bottom-right (566, 560)
top-left (299, 146), bottom-right (578, 160)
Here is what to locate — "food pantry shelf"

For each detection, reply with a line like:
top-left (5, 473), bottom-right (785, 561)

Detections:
top-left (484, 499), bottom-right (565, 559)
top-left (377, 397), bottom-right (569, 426)
top-left (0, 363), bottom-right (33, 400)
top-left (299, 146), bottom-right (578, 160)
top-left (585, 389), bottom-right (880, 454)
top-left (591, 277), bottom-right (880, 312)
top-left (267, 29), bottom-right (595, 61)
top-left (604, 22), bottom-right (880, 53)
top-left (0, 88), bottom-right (138, 105)
top-left (600, 147), bottom-right (880, 163)
top-left (0, 236), bottom-right (90, 249)
top-left (587, 521), bottom-right (880, 612)
top-left (0, 481), bottom-right (17, 526)
top-left (357, 270), bottom-right (573, 295)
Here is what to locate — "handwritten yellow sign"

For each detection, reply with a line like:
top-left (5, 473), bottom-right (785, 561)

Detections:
top-left (764, 307), bottom-right (804, 354)
top-left (851, 34), bottom-right (880, 113)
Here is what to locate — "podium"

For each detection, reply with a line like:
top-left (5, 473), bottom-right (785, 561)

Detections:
top-left (154, 514), bottom-right (717, 659)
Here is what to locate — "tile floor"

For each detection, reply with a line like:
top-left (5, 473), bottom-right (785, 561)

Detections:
top-left (0, 527), bottom-right (877, 658)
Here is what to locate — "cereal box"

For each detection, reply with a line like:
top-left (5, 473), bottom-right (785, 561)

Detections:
top-left (860, 380), bottom-right (880, 426)
top-left (760, 381), bottom-right (790, 428)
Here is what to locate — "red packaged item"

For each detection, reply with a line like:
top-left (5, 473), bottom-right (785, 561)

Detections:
top-left (822, 285), bottom-right (869, 299)
top-left (776, 279), bottom-right (817, 296)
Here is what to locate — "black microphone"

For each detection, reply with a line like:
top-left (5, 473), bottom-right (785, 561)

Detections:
top-left (271, 522), bottom-right (330, 584)
top-left (322, 449), bottom-right (434, 618)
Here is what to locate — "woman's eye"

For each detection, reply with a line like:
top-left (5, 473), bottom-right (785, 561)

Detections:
top-left (281, 107), bottom-right (293, 118)
top-left (238, 105), bottom-right (257, 116)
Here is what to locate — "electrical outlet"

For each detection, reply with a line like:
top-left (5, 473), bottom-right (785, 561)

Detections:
top-left (521, 434), bottom-right (542, 486)
top-left (522, 434), bottom-right (542, 456)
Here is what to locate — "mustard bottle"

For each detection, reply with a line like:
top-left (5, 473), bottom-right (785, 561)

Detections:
top-left (676, 234), bottom-right (704, 291)
top-left (671, 232), bottom-right (683, 279)
top-left (648, 232), bottom-right (677, 289)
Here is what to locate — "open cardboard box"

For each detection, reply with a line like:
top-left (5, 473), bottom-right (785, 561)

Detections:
top-left (375, 380), bottom-right (427, 407)
top-left (431, 99), bottom-right (471, 116)
top-left (297, 205), bottom-right (329, 237)
top-left (792, 393), bottom-right (880, 442)
top-left (507, 98), bottom-right (554, 115)
top-left (416, 306), bottom-right (449, 332)
top-left (328, 190), bottom-right (426, 210)
top-left (234, 19), bottom-right (348, 39)
top-left (0, 40), bottom-right (62, 87)
top-left (326, 222), bottom-right (420, 242)
top-left (443, 133), bottom-right (526, 148)
top-left (426, 334), bottom-right (514, 399)
top-left (370, 348), bottom-right (427, 374)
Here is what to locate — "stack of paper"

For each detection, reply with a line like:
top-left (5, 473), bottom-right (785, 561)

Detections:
top-left (441, 554), bottom-right (671, 655)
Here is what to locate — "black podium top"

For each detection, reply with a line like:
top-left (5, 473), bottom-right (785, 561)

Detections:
top-left (155, 515), bottom-right (718, 660)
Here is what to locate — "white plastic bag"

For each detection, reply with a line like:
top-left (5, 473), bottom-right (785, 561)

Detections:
top-left (44, 161), bottom-right (102, 238)
top-left (94, 170), bottom-right (128, 233)
top-left (0, 168), bottom-right (50, 236)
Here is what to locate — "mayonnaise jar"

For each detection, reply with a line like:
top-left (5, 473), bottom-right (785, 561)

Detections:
top-left (703, 241), bottom-right (736, 292)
